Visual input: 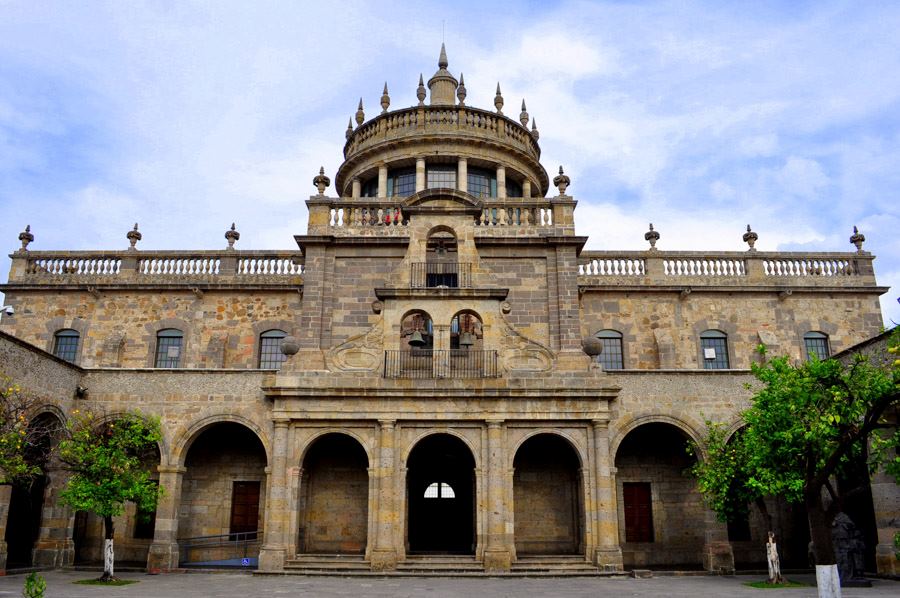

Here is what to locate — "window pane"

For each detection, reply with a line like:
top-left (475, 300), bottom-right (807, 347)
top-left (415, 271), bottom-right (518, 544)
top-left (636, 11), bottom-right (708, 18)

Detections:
top-left (701, 336), bottom-right (729, 369)
top-left (424, 482), bottom-right (439, 498)
top-left (506, 179), bottom-right (523, 197)
top-left (598, 337), bottom-right (624, 369)
top-left (804, 335), bottom-right (829, 360)
top-left (390, 170), bottom-right (416, 197)
top-left (426, 166), bottom-right (456, 189)
top-left (155, 331), bottom-right (183, 368)
top-left (259, 331), bottom-right (288, 369)
top-left (53, 330), bottom-right (79, 363)
top-left (467, 169), bottom-right (494, 198)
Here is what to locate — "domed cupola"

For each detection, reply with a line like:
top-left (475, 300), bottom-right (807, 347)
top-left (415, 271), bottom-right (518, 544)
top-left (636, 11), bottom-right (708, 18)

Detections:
top-left (427, 43), bottom-right (458, 105)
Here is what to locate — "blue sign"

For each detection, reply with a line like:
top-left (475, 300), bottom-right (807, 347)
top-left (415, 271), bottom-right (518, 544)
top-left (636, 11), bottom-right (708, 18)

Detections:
top-left (241, 558), bottom-right (250, 567)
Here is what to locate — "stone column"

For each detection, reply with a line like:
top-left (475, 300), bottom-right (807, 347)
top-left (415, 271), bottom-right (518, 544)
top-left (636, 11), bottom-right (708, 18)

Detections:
top-left (371, 419), bottom-right (398, 571)
top-left (147, 465), bottom-right (185, 572)
top-left (351, 178), bottom-right (361, 199)
top-left (32, 468), bottom-right (75, 568)
top-left (377, 164), bottom-right (388, 198)
top-left (496, 165), bottom-right (507, 199)
top-left (871, 468), bottom-right (899, 575)
top-left (415, 158), bottom-right (426, 192)
top-left (522, 179), bottom-right (531, 199)
top-left (592, 420), bottom-right (623, 571)
top-left (0, 484), bottom-right (10, 573)
top-left (701, 508), bottom-right (735, 573)
top-left (457, 158), bottom-right (468, 193)
top-left (483, 420), bottom-right (511, 572)
top-left (258, 420), bottom-right (290, 572)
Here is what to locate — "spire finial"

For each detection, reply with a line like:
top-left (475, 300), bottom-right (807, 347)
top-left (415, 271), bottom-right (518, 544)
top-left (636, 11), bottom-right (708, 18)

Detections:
top-left (17, 224), bottom-right (33, 252)
top-left (355, 98), bottom-right (365, 125)
top-left (225, 222), bottom-right (240, 250)
top-left (126, 222), bottom-right (142, 250)
top-left (380, 82), bottom-right (390, 113)
top-left (645, 223), bottom-right (660, 250)
top-left (850, 225), bottom-right (866, 253)
top-left (457, 72), bottom-right (466, 106)
top-left (417, 74), bottom-right (426, 106)
top-left (346, 118), bottom-right (353, 140)
top-left (519, 99), bottom-right (529, 127)
top-left (742, 224), bottom-right (758, 251)
top-left (494, 83), bottom-right (504, 114)
top-left (553, 165), bottom-right (570, 195)
top-left (438, 43), bottom-right (448, 69)
top-left (313, 166), bottom-right (331, 196)
top-left (531, 118), bottom-right (540, 141)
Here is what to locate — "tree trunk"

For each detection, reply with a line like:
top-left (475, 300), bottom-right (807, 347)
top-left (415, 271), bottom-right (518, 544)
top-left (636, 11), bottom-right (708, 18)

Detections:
top-left (806, 492), bottom-right (840, 598)
top-left (99, 515), bottom-right (115, 582)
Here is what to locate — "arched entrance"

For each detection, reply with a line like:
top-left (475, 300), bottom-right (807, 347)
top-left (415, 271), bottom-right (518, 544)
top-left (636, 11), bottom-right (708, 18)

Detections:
top-left (513, 434), bottom-right (584, 555)
top-left (298, 433), bottom-right (369, 553)
top-left (614, 422), bottom-right (702, 569)
top-left (4, 412), bottom-right (60, 568)
top-left (179, 422), bottom-right (267, 566)
top-left (406, 433), bottom-right (475, 554)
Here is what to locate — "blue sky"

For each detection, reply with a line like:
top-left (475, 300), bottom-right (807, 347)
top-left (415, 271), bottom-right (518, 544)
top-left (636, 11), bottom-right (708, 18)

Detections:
top-left (1, 0), bottom-right (898, 325)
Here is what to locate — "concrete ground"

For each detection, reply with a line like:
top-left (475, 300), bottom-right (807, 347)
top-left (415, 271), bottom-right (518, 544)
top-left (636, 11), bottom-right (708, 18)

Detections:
top-left (0, 571), bottom-right (899, 598)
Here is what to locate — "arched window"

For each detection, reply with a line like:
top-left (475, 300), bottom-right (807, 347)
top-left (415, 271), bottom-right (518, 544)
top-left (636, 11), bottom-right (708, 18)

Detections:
top-left (424, 482), bottom-right (456, 499)
top-left (594, 329), bottom-right (624, 370)
top-left (804, 331), bottom-right (830, 361)
top-left (424, 229), bottom-right (459, 287)
top-left (700, 330), bottom-right (729, 369)
top-left (401, 312), bottom-right (434, 352)
top-left (154, 328), bottom-right (183, 368)
top-left (53, 329), bottom-right (79, 363)
top-left (259, 330), bottom-right (288, 369)
top-left (450, 311), bottom-right (483, 350)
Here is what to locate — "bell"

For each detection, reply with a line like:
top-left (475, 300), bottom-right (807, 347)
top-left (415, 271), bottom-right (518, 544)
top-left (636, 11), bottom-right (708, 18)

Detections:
top-left (459, 332), bottom-right (475, 347)
top-left (408, 330), bottom-right (426, 347)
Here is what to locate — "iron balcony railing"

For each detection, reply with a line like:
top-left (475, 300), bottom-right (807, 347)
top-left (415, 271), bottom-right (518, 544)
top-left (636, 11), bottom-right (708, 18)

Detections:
top-left (410, 262), bottom-right (472, 288)
top-left (384, 349), bottom-right (500, 378)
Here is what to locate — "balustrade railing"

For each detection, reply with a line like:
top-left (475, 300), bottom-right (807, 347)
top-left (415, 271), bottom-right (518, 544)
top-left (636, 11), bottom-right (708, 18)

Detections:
top-left (12, 251), bottom-right (303, 284)
top-left (384, 349), bottom-right (500, 378)
top-left (410, 262), bottom-right (472, 289)
top-left (578, 250), bottom-right (874, 287)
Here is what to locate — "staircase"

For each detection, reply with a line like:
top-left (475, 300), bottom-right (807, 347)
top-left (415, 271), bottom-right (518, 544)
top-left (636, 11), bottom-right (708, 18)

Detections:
top-left (283, 554), bottom-right (371, 575)
top-left (510, 555), bottom-right (611, 576)
top-left (395, 555), bottom-right (483, 576)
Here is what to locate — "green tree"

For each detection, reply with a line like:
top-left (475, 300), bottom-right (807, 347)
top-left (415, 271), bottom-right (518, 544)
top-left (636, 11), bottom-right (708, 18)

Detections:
top-left (693, 328), bottom-right (899, 594)
top-left (0, 374), bottom-right (53, 485)
top-left (58, 410), bottom-right (162, 582)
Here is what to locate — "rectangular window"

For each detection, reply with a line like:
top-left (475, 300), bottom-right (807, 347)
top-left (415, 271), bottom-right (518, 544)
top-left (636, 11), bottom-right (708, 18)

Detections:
top-left (426, 166), bottom-right (456, 190)
top-left (467, 171), bottom-right (494, 198)
top-left (229, 481), bottom-right (260, 540)
top-left (53, 334), bottom-right (79, 363)
top-left (701, 337), bottom-right (729, 369)
top-left (623, 482), bottom-right (653, 543)
top-left (804, 337), bottom-right (829, 360)
top-left (598, 337), bottom-right (624, 370)
top-left (391, 171), bottom-right (416, 197)
top-left (259, 336), bottom-right (287, 369)
top-left (154, 336), bottom-right (183, 368)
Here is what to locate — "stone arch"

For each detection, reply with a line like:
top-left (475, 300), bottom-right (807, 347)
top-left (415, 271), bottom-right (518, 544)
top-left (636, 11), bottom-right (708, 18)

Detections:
top-left (403, 187), bottom-right (483, 210)
top-left (509, 428), bottom-right (587, 470)
top-left (401, 428), bottom-right (481, 469)
top-left (610, 413), bottom-right (705, 462)
top-left (297, 427), bottom-right (373, 468)
top-left (172, 413), bottom-right (270, 468)
top-left (43, 316), bottom-right (89, 364)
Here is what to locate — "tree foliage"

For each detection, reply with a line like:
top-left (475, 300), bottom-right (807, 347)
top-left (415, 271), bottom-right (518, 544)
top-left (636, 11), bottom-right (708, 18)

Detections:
top-left (693, 328), bottom-right (899, 568)
top-left (57, 410), bottom-right (163, 522)
top-left (0, 374), bottom-right (54, 485)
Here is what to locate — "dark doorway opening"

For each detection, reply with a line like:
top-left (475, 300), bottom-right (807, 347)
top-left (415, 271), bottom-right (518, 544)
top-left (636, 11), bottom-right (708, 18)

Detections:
top-left (5, 476), bottom-right (46, 568)
top-left (406, 433), bottom-right (475, 554)
top-left (513, 434), bottom-right (583, 555)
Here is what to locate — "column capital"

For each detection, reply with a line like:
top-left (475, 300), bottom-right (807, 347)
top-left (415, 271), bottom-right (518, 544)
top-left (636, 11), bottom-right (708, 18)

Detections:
top-left (378, 419), bottom-right (396, 428)
top-left (486, 419), bottom-right (504, 428)
top-left (273, 419), bottom-right (290, 429)
top-left (591, 419), bottom-right (609, 429)
top-left (157, 465), bottom-right (187, 475)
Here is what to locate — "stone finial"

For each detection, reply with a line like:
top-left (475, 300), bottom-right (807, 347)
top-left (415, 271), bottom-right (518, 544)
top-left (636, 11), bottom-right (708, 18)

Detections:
top-left (743, 224), bottom-right (758, 251)
top-left (494, 83), bottom-right (504, 114)
top-left (582, 336), bottom-right (603, 357)
top-left (457, 72), bottom-right (467, 106)
top-left (416, 74), bottom-right (426, 106)
top-left (346, 118), bottom-right (353, 140)
top-left (126, 223), bottom-right (142, 250)
top-left (645, 223), bottom-right (660, 250)
top-left (355, 98), bottom-right (365, 125)
top-left (531, 118), bottom-right (540, 141)
top-left (18, 224), bottom-right (34, 252)
top-left (850, 226), bottom-right (866, 253)
top-left (380, 82), bottom-right (390, 113)
top-left (438, 42), bottom-right (449, 69)
top-left (225, 223), bottom-right (240, 249)
top-left (280, 335), bottom-right (299, 356)
top-left (553, 165), bottom-right (570, 195)
top-left (519, 99), bottom-right (529, 127)
top-left (313, 166), bottom-right (331, 195)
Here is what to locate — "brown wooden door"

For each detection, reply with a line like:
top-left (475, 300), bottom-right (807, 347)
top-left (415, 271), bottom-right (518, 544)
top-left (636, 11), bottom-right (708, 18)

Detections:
top-left (229, 481), bottom-right (260, 539)
top-left (623, 482), bottom-right (653, 543)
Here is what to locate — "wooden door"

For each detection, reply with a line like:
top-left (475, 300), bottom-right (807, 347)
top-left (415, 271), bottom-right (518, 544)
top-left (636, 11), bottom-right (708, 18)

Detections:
top-left (229, 481), bottom-right (260, 540)
top-left (623, 482), bottom-right (653, 543)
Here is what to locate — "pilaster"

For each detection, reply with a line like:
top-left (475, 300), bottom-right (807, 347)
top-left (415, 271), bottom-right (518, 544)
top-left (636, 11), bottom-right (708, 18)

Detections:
top-left (147, 465), bottom-right (186, 572)
top-left (483, 420), bottom-right (512, 572)
top-left (31, 468), bottom-right (74, 568)
top-left (258, 420), bottom-right (290, 572)
top-left (701, 509), bottom-right (735, 573)
top-left (591, 420), bottom-right (623, 571)
top-left (0, 484), bottom-right (10, 574)
top-left (370, 419), bottom-right (398, 571)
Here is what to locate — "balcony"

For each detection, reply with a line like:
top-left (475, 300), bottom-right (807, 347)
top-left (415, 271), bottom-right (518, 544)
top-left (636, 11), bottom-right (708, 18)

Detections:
top-left (411, 262), bottom-right (472, 289)
top-left (384, 350), bottom-right (500, 379)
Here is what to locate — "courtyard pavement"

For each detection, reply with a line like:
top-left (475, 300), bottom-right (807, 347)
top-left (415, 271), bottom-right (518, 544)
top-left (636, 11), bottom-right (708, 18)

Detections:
top-left (0, 570), bottom-right (899, 598)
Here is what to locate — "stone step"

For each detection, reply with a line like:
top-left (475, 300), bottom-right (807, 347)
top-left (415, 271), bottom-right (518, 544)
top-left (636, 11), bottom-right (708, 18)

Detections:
top-left (284, 554), bottom-right (371, 572)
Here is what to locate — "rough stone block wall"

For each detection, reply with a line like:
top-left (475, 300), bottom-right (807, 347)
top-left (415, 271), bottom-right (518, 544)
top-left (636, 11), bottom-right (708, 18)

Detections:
top-left (74, 506), bottom-right (152, 564)
top-left (329, 254), bottom-right (402, 347)
top-left (513, 467), bottom-right (579, 554)
top-left (299, 463), bottom-right (368, 553)
top-left (480, 254), bottom-right (550, 346)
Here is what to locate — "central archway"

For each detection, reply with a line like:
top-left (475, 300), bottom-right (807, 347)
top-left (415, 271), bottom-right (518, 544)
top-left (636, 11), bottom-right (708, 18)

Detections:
top-left (406, 433), bottom-right (475, 554)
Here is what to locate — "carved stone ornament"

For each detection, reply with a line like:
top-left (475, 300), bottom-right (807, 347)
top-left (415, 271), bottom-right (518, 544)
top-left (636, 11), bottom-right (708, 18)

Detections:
top-left (494, 83), bottom-right (504, 114)
top-left (416, 74), bottom-right (426, 106)
top-left (500, 301), bottom-right (512, 314)
top-left (582, 336), bottom-right (603, 357)
top-left (326, 319), bottom-right (384, 372)
top-left (380, 82), bottom-right (390, 113)
top-left (313, 167), bottom-right (331, 195)
top-left (371, 300), bottom-right (383, 314)
top-left (346, 118), bottom-right (354, 140)
top-left (553, 166), bottom-right (570, 195)
top-left (225, 223), bottom-right (240, 249)
top-left (499, 314), bottom-right (554, 372)
top-left (849, 226), bottom-right (865, 253)
top-left (456, 72), bottom-right (467, 106)
top-left (519, 99), bottom-right (529, 127)
top-left (126, 223), bottom-right (142, 250)
top-left (531, 118), bottom-right (539, 141)
top-left (743, 224), bottom-right (758, 251)
top-left (280, 335), bottom-right (300, 356)
top-left (644, 223), bottom-right (660, 250)
top-left (18, 224), bottom-right (34, 252)
top-left (355, 98), bottom-right (365, 125)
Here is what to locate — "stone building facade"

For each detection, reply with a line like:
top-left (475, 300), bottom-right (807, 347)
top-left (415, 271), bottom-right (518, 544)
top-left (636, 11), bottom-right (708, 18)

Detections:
top-left (0, 47), bottom-right (894, 576)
